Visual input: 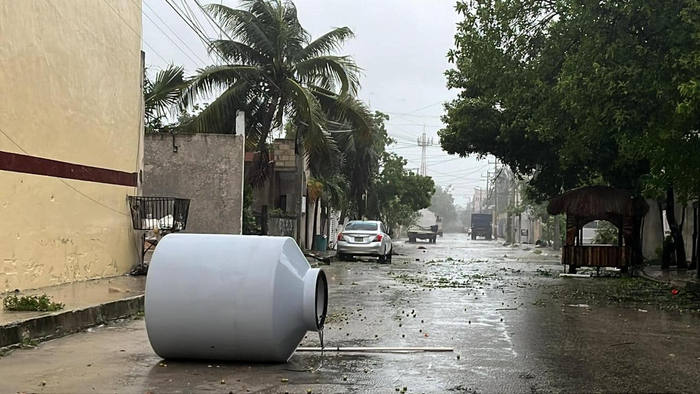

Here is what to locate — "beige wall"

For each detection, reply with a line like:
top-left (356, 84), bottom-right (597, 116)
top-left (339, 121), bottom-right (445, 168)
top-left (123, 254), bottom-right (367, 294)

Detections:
top-left (0, 1), bottom-right (143, 290)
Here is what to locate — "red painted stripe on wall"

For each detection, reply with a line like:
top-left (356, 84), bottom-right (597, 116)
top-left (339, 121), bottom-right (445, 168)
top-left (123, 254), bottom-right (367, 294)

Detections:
top-left (0, 150), bottom-right (137, 187)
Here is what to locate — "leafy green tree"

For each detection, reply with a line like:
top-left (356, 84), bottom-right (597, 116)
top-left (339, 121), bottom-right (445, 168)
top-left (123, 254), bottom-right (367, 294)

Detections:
top-left (594, 221), bottom-right (619, 246)
top-left (370, 153), bottom-right (435, 233)
top-left (242, 185), bottom-right (259, 235)
top-left (183, 0), bottom-right (366, 185)
top-left (440, 0), bottom-right (700, 272)
top-left (429, 185), bottom-right (457, 224)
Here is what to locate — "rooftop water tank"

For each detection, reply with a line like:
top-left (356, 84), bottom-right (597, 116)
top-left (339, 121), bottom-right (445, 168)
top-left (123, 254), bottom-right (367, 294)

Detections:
top-left (145, 234), bottom-right (328, 362)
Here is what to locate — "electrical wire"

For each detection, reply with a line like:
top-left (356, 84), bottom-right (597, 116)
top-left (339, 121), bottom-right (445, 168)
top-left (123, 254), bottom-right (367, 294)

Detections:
top-left (142, 0), bottom-right (209, 67)
top-left (0, 126), bottom-right (130, 217)
top-left (101, 0), bottom-right (169, 64)
top-left (402, 100), bottom-right (446, 115)
top-left (140, 3), bottom-right (204, 67)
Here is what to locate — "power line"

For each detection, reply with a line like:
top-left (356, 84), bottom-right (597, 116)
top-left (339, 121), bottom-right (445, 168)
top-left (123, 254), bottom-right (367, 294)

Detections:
top-left (388, 123), bottom-right (443, 128)
top-left (385, 112), bottom-right (442, 119)
top-left (404, 100), bottom-right (445, 115)
top-left (191, 0), bottom-right (283, 95)
top-left (101, 0), bottom-right (169, 64)
top-left (184, 0), bottom-right (219, 37)
top-left (140, 1), bottom-right (205, 67)
top-left (165, 0), bottom-right (212, 50)
top-left (0, 126), bottom-right (130, 217)
top-left (142, 0), bottom-right (208, 67)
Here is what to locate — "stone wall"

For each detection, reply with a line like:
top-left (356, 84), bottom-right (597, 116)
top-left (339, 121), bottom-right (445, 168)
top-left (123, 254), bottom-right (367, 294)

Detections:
top-left (144, 132), bottom-right (245, 235)
top-left (274, 139), bottom-right (296, 169)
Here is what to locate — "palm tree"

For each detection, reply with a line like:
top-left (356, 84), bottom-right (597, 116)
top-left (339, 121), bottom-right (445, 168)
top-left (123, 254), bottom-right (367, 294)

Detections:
top-left (144, 64), bottom-right (186, 133)
top-left (306, 178), bottom-right (324, 249)
top-left (183, 0), bottom-right (368, 184)
top-left (330, 106), bottom-right (387, 220)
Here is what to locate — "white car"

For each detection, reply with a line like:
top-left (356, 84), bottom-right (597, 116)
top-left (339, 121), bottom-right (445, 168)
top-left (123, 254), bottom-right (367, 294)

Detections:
top-left (336, 220), bottom-right (393, 262)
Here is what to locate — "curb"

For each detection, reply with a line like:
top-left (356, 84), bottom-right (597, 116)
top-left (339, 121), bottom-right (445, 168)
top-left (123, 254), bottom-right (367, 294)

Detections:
top-left (638, 268), bottom-right (699, 289)
top-left (0, 295), bottom-right (144, 350)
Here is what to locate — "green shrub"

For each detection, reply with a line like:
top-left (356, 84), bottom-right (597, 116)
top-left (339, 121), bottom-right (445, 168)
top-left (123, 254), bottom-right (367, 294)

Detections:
top-left (2, 294), bottom-right (64, 312)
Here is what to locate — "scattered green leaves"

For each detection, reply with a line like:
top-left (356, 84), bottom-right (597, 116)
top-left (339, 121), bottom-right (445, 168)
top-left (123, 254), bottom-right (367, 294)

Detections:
top-left (3, 294), bottom-right (64, 312)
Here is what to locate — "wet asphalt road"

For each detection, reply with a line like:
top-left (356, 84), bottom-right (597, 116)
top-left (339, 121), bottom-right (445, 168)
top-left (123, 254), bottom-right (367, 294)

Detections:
top-left (1, 234), bottom-right (700, 393)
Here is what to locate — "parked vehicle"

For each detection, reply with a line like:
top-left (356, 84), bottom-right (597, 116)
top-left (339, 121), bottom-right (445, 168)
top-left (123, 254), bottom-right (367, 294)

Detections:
top-left (336, 220), bottom-right (393, 262)
top-left (436, 215), bottom-right (444, 237)
top-left (470, 213), bottom-right (493, 240)
top-left (407, 224), bottom-right (439, 243)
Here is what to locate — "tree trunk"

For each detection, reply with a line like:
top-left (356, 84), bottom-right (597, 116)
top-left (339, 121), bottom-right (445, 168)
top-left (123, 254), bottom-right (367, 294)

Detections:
top-left (666, 187), bottom-right (687, 268)
top-left (660, 201), bottom-right (670, 269)
top-left (553, 215), bottom-right (561, 250)
top-left (506, 212), bottom-right (513, 244)
top-left (323, 201), bottom-right (329, 239)
top-left (248, 94), bottom-right (281, 186)
top-left (305, 196), bottom-right (310, 250)
top-left (631, 199), bottom-right (645, 267)
top-left (311, 198), bottom-right (319, 250)
top-left (339, 207), bottom-right (347, 231)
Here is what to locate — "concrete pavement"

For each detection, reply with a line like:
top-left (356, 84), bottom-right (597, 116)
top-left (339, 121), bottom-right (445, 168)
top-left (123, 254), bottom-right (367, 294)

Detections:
top-left (1, 234), bottom-right (699, 393)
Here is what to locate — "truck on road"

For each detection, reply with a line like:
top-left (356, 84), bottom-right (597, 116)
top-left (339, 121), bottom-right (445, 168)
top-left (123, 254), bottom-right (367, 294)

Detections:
top-left (470, 213), bottom-right (493, 240)
top-left (407, 224), bottom-right (439, 243)
top-left (407, 209), bottom-right (442, 243)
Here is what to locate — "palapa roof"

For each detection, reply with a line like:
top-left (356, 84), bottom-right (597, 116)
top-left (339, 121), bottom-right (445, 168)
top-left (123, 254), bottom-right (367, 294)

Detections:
top-left (547, 185), bottom-right (637, 217)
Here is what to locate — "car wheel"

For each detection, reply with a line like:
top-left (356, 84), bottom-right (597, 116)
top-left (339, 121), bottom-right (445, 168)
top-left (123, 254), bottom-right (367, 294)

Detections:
top-left (378, 254), bottom-right (386, 263)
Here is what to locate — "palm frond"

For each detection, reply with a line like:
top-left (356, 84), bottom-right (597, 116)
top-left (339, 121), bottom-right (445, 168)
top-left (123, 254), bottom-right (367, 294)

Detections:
top-left (144, 64), bottom-right (185, 119)
top-left (295, 55), bottom-right (360, 96)
top-left (205, 4), bottom-right (277, 57)
top-left (179, 80), bottom-right (252, 134)
top-left (311, 86), bottom-right (373, 145)
top-left (281, 0), bottom-right (309, 56)
top-left (296, 27), bottom-right (355, 62)
top-left (284, 78), bottom-right (335, 176)
top-left (181, 64), bottom-right (261, 109)
top-left (208, 40), bottom-right (270, 65)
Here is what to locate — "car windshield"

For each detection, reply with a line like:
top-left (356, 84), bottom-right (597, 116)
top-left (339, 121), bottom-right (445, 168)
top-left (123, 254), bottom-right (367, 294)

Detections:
top-left (345, 222), bottom-right (378, 231)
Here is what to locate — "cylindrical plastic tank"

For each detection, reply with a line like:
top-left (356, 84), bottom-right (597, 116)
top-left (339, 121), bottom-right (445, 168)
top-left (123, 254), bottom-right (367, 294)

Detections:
top-left (144, 234), bottom-right (328, 362)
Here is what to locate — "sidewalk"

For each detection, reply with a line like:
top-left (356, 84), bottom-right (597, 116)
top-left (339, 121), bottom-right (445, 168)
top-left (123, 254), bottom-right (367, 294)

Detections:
top-left (641, 266), bottom-right (699, 288)
top-left (1, 276), bottom-right (144, 349)
top-left (304, 249), bottom-right (336, 265)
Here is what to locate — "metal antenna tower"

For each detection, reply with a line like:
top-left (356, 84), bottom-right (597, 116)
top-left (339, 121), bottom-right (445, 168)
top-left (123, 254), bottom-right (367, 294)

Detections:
top-left (417, 125), bottom-right (433, 176)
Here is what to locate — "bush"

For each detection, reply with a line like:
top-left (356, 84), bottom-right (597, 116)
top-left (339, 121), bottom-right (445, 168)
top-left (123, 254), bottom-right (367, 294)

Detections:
top-left (593, 221), bottom-right (618, 245)
top-left (2, 294), bottom-right (64, 312)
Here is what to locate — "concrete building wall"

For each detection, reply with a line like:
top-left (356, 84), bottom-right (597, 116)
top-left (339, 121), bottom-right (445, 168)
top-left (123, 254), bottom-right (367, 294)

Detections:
top-left (143, 133), bottom-right (245, 235)
top-left (0, 1), bottom-right (143, 291)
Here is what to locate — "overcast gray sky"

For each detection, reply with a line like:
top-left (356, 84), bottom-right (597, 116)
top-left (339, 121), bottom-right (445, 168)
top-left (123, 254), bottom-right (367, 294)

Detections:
top-left (141, 0), bottom-right (490, 206)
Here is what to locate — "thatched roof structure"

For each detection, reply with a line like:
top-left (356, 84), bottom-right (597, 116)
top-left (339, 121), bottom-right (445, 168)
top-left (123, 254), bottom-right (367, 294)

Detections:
top-left (547, 186), bottom-right (638, 218)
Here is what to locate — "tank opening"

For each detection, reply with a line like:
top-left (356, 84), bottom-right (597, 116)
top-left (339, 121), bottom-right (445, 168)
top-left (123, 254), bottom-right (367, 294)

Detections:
top-left (315, 270), bottom-right (328, 330)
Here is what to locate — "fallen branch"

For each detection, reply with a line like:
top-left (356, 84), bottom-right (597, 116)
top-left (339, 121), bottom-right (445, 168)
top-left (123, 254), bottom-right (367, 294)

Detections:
top-left (496, 307), bottom-right (518, 311)
top-left (610, 342), bottom-right (635, 347)
top-left (297, 346), bottom-right (453, 353)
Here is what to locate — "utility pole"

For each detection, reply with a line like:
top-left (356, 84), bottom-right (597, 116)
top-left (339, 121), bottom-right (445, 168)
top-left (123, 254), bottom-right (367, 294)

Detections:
top-left (489, 159), bottom-right (501, 240)
top-left (506, 168), bottom-right (513, 244)
top-left (482, 172), bottom-right (491, 215)
top-left (417, 125), bottom-right (432, 176)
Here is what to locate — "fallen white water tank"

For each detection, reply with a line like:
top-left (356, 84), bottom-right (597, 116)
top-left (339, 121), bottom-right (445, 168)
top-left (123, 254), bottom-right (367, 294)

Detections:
top-left (145, 234), bottom-right (328, 362)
